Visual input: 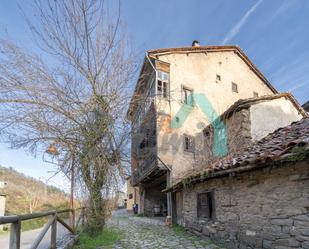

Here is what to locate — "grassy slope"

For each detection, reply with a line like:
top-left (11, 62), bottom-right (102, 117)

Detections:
top-left (0, 166), bottom-right (70, 231)
top-left (0, 165), bottom-right (69, 215)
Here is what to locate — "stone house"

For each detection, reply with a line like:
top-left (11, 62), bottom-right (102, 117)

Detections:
top-left (166, 115), bottom-right (309, 249)
top-left (127, 42), bottom-right (280, 217)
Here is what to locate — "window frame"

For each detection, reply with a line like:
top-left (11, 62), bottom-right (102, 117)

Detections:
top-left (231, 82), bottom-right (238, 93)
top-left (182, 86), bottom-right (194, 106)
top-left (184, 134), bottom-right (195, 153)
top-left (197, 191), bottom-right (215, 220)
top-left (156, 71), bottom-right (169, 99)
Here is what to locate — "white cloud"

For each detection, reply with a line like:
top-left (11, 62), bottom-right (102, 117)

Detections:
top-left (272, 0), bottom-right (297, 20)
top-left (222, 0), bottom-right (263, 45)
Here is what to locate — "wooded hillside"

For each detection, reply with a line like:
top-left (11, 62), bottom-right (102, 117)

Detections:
top-left (0, 166), bottom-right (69, 215)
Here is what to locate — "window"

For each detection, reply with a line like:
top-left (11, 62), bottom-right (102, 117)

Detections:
top-left (157, 71), bottom-right (169, 98)
top-left (203, 125), bottom-right (214, 144)
top-left (216, 74), bottom-right (221, 82)
top-left (129, 194), bottom-right (133, 199)
top-left (182, 86), bottom-right (194, 106)
top-left (197, 192), bottom-right (214, 220)
top-left (253, 91), bottom-right (259, 97)
top-left (232, 82), bottom-right (238, 93)
top-left (184, 135), bottom-right (195, 153)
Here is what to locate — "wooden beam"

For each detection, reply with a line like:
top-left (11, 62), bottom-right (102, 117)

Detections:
top-left (29, 217), bottom-right (55, 249)
top-left (50, 216), bottom-right (57, 249)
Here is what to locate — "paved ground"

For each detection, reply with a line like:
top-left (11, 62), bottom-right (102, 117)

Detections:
top-left (109, 210), bottom-right (224, 249)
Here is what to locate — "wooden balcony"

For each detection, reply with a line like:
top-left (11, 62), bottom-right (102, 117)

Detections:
top-left (132, 151), bottom-right (166, 186)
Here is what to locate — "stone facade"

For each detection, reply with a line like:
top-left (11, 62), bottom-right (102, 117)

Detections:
top-left (179, 160), bottom-right (309, 249)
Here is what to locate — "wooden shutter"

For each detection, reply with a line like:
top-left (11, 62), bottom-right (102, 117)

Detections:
top-left (197, 193), bottom-right (209, 219)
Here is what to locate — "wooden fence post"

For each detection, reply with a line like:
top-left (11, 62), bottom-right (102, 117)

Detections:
top-left (71, 209), bottom-right (76, 230)
top-left (50, 214), bottom-right (57, 249)
top-left (81, 208), bottom-right (85, 227)
top-left (9, 219), bottom-right (21, 249)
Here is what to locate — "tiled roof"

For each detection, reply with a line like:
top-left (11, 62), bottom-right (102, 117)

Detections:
top-left (166, 118), bottom-right (309, 192)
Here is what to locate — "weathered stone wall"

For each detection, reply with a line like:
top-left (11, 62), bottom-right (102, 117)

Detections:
top-left (226, 109), bottom-right (251, 155)
top-left (144, 185), bottom-right (167, 216)
top-left (180, 160), bottom-right (309, 249)
top-left (194, 108), bottom-right (251, 172)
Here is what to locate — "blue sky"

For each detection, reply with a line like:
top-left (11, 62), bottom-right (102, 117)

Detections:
top-left (0, 0), bottom-right (308, 190)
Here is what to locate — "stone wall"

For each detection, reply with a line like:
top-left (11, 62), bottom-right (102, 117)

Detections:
top-left (179, 160), bottom-right (309, 249)
top-left (194, 108), bottom-right (251, 172)
top-left (226, 108), bottom-right (251, 155)
top-left (143, 184), bottom-right (167, 216)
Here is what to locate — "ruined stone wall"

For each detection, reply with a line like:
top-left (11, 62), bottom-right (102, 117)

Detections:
top-left (194, 108), bottom-right (251, 172)
top-left (180, 160), bottom-right (309, 249)
top-left (226, 108), bottom-right (251, 155)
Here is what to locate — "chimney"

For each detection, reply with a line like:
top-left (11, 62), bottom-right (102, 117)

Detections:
top-left (192, 40), bottom-right (200, 47)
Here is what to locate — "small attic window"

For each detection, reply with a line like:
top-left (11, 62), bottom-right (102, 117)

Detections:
top-left (253, 92), bottom-right (259, 97)
top-left (232, 82), bottom-right (238, 93)
top-left (216, 74), bottom-right (221, 82)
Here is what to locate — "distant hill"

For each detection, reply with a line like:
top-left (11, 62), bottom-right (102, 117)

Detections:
top-left (0, 166), bottom-right (69, 215)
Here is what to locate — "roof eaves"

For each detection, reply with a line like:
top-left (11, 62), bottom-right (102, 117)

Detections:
top-left (126, 56), bottom-right (149, 120)
top-left (148, 45), bottom-right (278, 94)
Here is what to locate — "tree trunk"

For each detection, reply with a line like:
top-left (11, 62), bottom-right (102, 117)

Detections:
top-left (86, 186), bottom-right (106, 236)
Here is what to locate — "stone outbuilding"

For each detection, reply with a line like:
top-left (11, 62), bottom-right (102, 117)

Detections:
top-left (167, 118), bottom-right (309, 249)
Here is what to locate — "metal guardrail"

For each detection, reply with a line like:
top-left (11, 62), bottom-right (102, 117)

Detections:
top-left (0, 207), bottom-right (85, 249)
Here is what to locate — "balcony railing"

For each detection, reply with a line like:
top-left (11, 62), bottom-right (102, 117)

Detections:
top-left (132, 153), bottom-right (157, 185)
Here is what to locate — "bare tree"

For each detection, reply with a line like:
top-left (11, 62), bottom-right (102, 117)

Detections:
top-left (0, 0), bottom-right (136, 235)
top-left (25, 186), bottom-right (40, 214)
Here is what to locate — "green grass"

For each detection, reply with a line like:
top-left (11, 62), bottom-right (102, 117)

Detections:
top-left (21, 217), bottom-right (47, 232)
top-left (171, 224), bottom-right (187, 235)
top-left (73, 229), bottom-right (123, 249)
